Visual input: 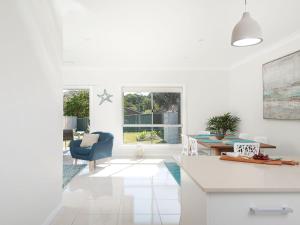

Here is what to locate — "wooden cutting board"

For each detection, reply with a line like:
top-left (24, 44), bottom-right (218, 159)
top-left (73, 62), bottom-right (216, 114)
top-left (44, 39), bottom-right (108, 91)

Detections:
top-left (220, 155), bottom-right (299, 166)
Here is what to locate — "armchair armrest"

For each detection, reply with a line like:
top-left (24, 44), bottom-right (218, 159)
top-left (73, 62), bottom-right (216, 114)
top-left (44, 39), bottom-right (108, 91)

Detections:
top-left (70, 139), bottom-right (82, 149)
top-left (89, 136), bottom-right (114, 160)
top-left (91, 136), bottom-right (113, 150)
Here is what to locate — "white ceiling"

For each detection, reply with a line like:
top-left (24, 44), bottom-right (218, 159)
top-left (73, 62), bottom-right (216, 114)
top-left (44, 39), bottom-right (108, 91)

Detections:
top-left (62, 0), bottom-right (300, 69)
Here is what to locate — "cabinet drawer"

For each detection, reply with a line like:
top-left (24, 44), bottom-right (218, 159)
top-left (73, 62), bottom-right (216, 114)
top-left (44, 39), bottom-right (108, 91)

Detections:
top-left (208, 193), bottom-right (300, 225)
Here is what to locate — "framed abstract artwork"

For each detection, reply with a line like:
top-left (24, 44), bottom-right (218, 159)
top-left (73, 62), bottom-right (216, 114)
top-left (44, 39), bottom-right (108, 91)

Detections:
top-left (263, 50), bottom-right (300, 119)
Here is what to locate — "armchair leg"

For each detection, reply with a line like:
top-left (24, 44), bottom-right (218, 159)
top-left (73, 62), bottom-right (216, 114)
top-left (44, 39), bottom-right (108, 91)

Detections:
top-left (89, 160), bottom-right (96, 172)
top-left (74, 159), bottom-right (78, 165)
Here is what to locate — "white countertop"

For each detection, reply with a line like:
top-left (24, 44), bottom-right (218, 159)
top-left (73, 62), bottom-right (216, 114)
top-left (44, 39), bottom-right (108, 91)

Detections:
top-left (176, 156), bottom-right (300, 193)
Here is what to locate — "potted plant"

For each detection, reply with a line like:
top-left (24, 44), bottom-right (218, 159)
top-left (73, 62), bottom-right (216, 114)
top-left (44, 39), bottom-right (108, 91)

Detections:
top-left (206, 113), bottom-right (240, 140)
top-left (64, 90), bottom-right (90, 131)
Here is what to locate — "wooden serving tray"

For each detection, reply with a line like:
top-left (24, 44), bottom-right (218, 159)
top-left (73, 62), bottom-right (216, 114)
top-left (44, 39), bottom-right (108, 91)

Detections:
top-left (220, 155), bottom-right (299, 166)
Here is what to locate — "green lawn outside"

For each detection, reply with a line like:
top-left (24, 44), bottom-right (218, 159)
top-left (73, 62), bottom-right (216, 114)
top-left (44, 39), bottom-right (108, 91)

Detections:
top-left (124, 132), bottom-right (162, 144)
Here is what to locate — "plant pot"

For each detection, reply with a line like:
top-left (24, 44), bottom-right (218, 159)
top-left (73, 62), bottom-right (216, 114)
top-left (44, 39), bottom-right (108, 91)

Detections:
top-left (215, 134), bottom-right (225, 140)
top-left (64, 116), bottom-right (77, 130)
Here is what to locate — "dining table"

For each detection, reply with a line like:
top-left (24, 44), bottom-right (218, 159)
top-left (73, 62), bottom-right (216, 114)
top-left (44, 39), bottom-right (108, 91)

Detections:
top-left (189, 134), bottom-right (276, 156)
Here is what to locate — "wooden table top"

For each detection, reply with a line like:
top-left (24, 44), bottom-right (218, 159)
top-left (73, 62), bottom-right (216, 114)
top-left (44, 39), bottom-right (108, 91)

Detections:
top-left (189, 135), bottom-right (276, 150)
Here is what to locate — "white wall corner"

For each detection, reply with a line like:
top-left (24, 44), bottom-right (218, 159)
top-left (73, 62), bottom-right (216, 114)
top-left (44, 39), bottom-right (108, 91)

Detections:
top-left (230, 31), bottom-right (300, 70)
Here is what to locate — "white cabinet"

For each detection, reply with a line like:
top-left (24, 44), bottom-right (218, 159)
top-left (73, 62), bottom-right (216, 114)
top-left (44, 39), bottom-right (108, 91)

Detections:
top-left (181, 170), bottom-right (207, 225)
top-left (208, 193), bottom-right (300, 225)
top-left (180, 169), bottom-right (300, 225)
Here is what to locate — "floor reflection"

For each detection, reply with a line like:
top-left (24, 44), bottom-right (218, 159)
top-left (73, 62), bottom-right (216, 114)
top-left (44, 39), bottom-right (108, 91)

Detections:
top-left (52, 157), bottom-right (181, 225)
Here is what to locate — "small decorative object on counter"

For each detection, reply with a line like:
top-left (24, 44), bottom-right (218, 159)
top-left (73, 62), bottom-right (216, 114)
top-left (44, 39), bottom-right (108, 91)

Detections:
top-left (220, 154), bottom-right (299, 166)
top-left (234, 143), bottom-right (260, 157)
top-left (253, 153), bottom-right (269, 160)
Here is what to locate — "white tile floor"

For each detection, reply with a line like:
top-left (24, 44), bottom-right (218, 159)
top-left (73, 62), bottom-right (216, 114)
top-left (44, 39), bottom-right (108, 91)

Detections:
top-left (52, 158), bottom-right (181, 225)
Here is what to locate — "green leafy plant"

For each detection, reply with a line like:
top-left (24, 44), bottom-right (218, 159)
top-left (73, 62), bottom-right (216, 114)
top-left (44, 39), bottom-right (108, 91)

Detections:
top-left (136, 130), bottom-right (160, 142)
top-left (206, 113), bottom-right (240, 139)
top-left (136, 131), bottom-right (148, 141)
top-left (64, 90), bottom-right (89, 118)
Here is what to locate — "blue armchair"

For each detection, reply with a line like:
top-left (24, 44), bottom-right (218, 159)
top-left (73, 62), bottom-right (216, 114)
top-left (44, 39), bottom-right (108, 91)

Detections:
top-left (70, 132), bottom-right (113, 171)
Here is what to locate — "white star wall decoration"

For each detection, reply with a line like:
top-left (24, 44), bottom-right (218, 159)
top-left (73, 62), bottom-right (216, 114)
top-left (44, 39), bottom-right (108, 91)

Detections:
top-left (97, 89), bottom-right (113, 105)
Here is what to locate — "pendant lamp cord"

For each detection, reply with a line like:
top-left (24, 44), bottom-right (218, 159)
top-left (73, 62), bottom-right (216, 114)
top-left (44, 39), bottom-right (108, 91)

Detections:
top-left (244, 0), bottom-right (247, 12)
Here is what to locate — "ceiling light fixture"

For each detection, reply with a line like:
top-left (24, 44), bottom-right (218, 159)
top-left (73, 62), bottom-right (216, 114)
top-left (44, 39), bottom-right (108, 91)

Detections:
top-left (231, 0), bottom-right (263, 47)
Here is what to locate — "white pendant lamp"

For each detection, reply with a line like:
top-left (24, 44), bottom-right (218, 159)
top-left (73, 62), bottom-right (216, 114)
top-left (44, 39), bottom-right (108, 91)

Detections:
top-left (231, 0), bottom-right (263, 47)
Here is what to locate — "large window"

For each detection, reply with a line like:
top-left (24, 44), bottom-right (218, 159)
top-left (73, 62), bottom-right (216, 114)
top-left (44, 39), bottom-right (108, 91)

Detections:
top-left (123, 87), bottom-right (182, 144)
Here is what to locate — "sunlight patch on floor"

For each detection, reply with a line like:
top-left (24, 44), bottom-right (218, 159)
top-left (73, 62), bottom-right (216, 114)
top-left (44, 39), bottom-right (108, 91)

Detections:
top-left (54, 156), bottom-right (181, 225)
top-left (90, 159), bottom-right (164, 178)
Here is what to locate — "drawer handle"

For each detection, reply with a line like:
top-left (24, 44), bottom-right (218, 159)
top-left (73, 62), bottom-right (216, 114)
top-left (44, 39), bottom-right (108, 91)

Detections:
top-left (249, 206), bottom-right (293, 215)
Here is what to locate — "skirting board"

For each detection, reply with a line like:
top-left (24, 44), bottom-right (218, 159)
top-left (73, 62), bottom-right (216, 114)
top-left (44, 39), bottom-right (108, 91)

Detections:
top-left (112, 149), bottom-right (181, 158)
top-left (41, 201), bottom-right (62, 225)
top-left (112, 145), bottom-right (182, 158)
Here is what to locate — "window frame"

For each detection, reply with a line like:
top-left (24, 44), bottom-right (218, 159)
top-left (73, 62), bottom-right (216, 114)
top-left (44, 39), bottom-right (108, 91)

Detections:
top-left (122, 86), bottom-right (184, 145)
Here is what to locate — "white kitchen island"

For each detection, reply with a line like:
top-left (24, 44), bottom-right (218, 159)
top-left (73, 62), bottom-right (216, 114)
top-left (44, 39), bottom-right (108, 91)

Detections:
top-left (176, 156), bottom-right (300, 225)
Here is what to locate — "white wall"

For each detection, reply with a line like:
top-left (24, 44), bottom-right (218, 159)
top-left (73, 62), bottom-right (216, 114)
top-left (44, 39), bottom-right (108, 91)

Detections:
top-left (64, 68), bottom-right (229, 156)
top-left (229, 35), bottom-right (300, 156)
top-left (0, 1), bottom-right (62, 225)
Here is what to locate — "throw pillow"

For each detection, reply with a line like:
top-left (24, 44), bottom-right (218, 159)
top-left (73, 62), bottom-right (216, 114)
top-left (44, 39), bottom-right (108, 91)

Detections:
top-left (80, 133), bottom-right (100, 148)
